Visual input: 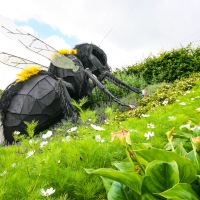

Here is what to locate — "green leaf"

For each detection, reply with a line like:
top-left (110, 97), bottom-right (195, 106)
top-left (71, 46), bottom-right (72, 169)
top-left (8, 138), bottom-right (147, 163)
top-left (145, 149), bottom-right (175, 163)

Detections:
top-left (85, 168), bottom-right (143, 194)
top-left (158, 183), bottom-right (199, 199)
top-left (141, 160), bottom-right (179, 199)
top-left (107, 181), bottom-right (127, 200)
top-left (175, 143), bottom-right (188, 156)
top-left (142, 160), bottom-right (179, 195)
top-left (135, 148), bottom-right (197, 183)
top-left (112, 161), bottom-right (135, 173)
top-left (102, 177), bottom-right (141, 200)
top-left (101, 177), bottom-right (113, 193)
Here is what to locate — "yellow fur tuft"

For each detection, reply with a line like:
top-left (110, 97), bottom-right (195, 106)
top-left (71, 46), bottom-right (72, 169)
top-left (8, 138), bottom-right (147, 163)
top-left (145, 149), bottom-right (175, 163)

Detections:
top-left (58, 49), bottom-right (77, 55)
top-left (16, 66), bottom-right (41, 82)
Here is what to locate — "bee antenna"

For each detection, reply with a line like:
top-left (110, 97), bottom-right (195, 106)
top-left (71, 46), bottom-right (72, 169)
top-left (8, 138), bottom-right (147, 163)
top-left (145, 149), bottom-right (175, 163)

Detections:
top-left (99, 28), bottom-right (112, 47)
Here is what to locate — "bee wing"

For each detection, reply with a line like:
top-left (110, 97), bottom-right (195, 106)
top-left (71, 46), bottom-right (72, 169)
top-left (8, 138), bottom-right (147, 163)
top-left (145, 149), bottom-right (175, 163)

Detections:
top-left (0, 16), bottom-right (79, 72)
top-left (0, 51), bottom-right (48, 70)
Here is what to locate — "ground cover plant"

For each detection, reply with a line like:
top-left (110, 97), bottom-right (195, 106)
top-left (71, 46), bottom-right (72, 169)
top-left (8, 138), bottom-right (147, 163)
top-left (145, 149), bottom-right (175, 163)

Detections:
top-left (0, 44), bottom-right (200, 199)
top-left (0, 72), bottom-right (199, 199)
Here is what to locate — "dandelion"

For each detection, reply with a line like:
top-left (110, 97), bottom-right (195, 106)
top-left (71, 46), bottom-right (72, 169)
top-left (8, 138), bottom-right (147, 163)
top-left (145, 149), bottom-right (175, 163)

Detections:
top-left (26, 150), bottom-right (35, 158)
top-left (196, 108), bottom-right (200, 112)
top-left (67, 127), bottom-right (77, 133)
top-left (0, 170), bottom-right (7, 176)
top-left (144, 132), bottom-right (154, 140)
top-left (141, 114), bottom-right (150, 118)
top-left (91, 124), bottom-right (105, 131)
top-left (168, 116), bottom-right (176, 121)
top-left (13, 131), bottom-right (20, 135)
top-left (40, 141), bottom-right (48, 148)
top-left (180, 124), bottom-right (190, 130)
top-left (147, 123), bottom-right (155, 129)
top-left (42, 130), bottom-right (53, 139)
top-left (40, 187), bottom-right (55, 197)
top-left (162, 100), bottom-right (168, 106)
top-left (179, 102), bottom-right (186, 106)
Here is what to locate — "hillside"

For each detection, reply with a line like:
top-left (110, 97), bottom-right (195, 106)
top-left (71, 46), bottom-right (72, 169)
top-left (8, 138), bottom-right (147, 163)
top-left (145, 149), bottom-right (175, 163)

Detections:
top-left (0, 44), bottom-right (200, 199)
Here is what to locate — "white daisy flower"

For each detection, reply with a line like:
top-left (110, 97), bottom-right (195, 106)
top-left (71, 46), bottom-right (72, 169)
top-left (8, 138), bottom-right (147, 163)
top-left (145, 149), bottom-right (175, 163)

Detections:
top-left (13, 131), bottom-right (20, 135)
top-left (141, 114), bottom-right (150, 118)
top-left (179, 102), bottom-right (186, 106)
top-left (42, 131), bottom-right (53, 139)
top-left (40, 187), bottom-right (55, 196)
top-left (26, 150), bottom-right (35, 158)
top-left (11, 163), bottom-right (16, 168)
top-left (196, 108), bottom-right (200, 112)
top-left (168, 116), bottom-right (176, 121)
top-left (91, 124), bottom-right (105, 131)
top-left (62, 135), bottom-right (71, 142)
top-left (40, 141), bottom-right (48, 148)
top-left (144, 132), bottom-right (154, 140)
top-left (67, 127), bottom-right (77, 133)
top-left (0, 170), bottom-right (7, 176)
top-left (95, 135), bottom-right (105, 143)
top-left (162, 100), bottom-right (168, 106)
top-left (147, 123), bottom-right (155, 129)
top-left (180, 124), bottom-right (190, 130)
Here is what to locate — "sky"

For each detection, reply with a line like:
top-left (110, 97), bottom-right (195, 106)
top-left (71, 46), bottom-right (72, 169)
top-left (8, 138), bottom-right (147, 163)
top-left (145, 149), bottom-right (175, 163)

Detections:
top-left (0, 0), bottom-right (200, 89)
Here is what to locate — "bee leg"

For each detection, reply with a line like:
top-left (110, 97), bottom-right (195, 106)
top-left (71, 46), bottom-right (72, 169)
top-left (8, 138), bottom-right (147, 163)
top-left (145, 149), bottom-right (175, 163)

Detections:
top-left (85, 69), bottom-right (134, 108)
top-left (98, 71), bottom-right (142, 94)
top-left (57, 79), bottom-right (78, 123)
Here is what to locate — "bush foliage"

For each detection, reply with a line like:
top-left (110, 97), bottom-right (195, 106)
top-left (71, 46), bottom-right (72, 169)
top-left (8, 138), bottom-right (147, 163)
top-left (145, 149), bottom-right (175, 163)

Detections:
top-left (115, 43), bottom-right (200, 84)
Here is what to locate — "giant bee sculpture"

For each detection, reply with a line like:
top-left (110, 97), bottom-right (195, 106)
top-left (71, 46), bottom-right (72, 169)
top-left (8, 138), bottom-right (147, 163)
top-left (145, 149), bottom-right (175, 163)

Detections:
top-left (0, 16), bottom-right (141, 144)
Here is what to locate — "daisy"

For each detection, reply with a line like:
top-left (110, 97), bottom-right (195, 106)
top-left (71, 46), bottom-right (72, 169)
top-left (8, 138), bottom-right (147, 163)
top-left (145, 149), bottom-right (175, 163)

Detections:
top-left (40, 187), bottom-right (55, 197)
top-left (42, 131), bottom-right (53, 139)
top-left (91, 124), bottom-right (105, 131)
top-left (147, 123), bottom-right (155, 129)
top-left (144, 132), bottom-right (154, 140)
top-left (26, 150), bottom-right (35, 158)
top-left (67, 127), bottom-right (77, 133)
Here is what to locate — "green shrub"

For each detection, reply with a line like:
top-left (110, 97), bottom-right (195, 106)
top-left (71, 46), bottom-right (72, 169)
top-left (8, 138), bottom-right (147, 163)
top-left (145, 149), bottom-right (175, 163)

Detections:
top-left (117, 43), bottom-right (200, 84)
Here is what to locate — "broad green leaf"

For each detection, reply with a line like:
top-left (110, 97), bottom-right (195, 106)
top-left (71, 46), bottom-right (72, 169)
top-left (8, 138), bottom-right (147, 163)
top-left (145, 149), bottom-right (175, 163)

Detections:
top-left (107, 181), bottom-right (127, 200)
top-left (187, 150), bottom-right (200, 171)
top-left (141, 192), bottom-right (161, 200)
top-left (85, 168), bottom-right (143, 194)
top-left (102, 177), bottom-right (141, 200)
top-left (175, 143), bottom-right (187, 156)
top-left (134, 143), bottom-right (152, 150)
top-left (141, 160), bottom-right (179, 195)
top-left (113, 161), bottom-right (135, 172)
top-left (101, 177), bottom-right (114, 193)
top-left (135, 148), bottom-right (197, 183)
top-left (158, 183), bottom-right (199, 199)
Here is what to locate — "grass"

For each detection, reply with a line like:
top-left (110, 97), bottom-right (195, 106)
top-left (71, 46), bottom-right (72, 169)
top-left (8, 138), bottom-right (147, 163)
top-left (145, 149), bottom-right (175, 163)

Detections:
top-left (0, 74), bottom-right (200, 199)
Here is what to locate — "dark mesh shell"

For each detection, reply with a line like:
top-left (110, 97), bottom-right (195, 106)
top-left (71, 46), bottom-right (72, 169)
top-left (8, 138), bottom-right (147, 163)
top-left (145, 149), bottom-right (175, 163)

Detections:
top-left (48, 54), bottom-right (90, 100)
top-left (2, 73), bottom-right (64, 144)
